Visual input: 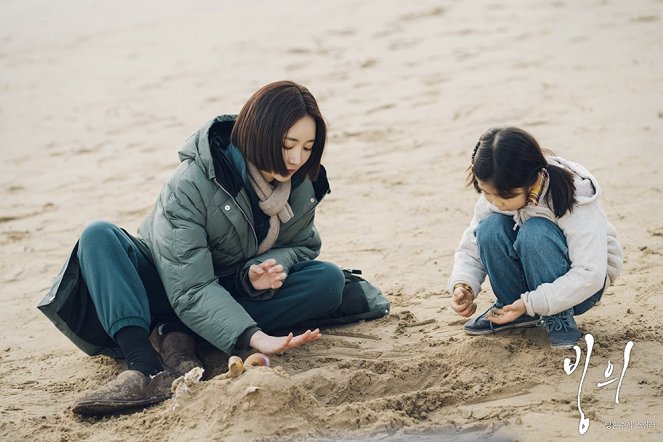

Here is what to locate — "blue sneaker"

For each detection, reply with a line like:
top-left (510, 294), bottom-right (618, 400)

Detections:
top-left (542, 308), bottom-right (582, 349)
top-left (463, 304), bottom-right (541, 336)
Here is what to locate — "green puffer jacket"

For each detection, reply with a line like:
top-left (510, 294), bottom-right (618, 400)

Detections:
top-left (136, 115), bottom-right (330, 354)
top-left (38, 115), bottom-right (330, 358)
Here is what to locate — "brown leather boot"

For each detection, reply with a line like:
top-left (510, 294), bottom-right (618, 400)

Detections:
top-left (72, 369), bottom-right (178, 416)
top-left (149, 325), bottom-right (204, 376)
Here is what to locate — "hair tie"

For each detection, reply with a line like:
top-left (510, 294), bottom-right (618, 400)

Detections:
top-left (470, 141), bottom-right (480, 167)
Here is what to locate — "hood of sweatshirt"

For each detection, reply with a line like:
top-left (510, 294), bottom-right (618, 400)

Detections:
top-left (548, 156), bottom-right (600, 205)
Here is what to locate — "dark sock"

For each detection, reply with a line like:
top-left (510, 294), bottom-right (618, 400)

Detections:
top-left (114, 326), bottom-right (163, 377)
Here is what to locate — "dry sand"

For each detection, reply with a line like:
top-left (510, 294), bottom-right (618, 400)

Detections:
top-left (1, 0), bottom-right (662, 441)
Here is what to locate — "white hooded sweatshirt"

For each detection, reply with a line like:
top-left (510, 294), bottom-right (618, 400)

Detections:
top-left (448, 156), bottom-right (623, 317)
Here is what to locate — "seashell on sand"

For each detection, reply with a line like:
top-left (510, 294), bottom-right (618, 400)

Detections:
top-left (225, 355), bottom-right (244, 378)
top-left (244, 352), bottom-right (270, 368)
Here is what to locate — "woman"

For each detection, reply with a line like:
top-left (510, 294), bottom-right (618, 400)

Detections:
top-left (41, 81), bottom-right (346, 415)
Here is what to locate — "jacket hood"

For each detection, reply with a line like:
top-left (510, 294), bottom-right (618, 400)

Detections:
top-left (178, 114), bottom-right (237, 180)
top-left (178, 115), bottom-right (248, 197)
top-left (547, 156), bottom-right (600, 205)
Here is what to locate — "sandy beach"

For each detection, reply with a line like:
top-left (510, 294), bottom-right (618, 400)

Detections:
top-left (1, 0), bottom-right (662, 440)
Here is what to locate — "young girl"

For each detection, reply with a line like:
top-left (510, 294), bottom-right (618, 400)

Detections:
top-left (41, 81), bottom-right (348, 415)
top-left (448, 127), bottom-right (623, 349)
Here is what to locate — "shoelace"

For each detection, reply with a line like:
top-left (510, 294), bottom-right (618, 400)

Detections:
top-left (475, 304), bottom-right (505, 334)
top-left (541, 314), bottom-right (572, 332)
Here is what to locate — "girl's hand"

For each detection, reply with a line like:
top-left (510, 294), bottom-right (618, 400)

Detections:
top-left (248, 329), bottom-right (321, 354)
top-left (487, 299), bottom-right (527, 324)
top-left (450, 287), bottom-right (477, 317)
top-left (248, 259), bottom-right (287, 291)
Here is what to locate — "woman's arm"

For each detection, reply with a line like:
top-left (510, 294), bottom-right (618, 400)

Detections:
top-left (239, 211), bottom-right (321, 299)
top-left (249, 329), bottom-right (321, 354)
top-left (148, 173), bottom-right (259, 354)
top-left (148, 166), bottom-right (322, 354)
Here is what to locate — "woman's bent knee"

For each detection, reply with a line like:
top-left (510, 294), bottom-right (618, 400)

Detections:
top-left (78, 221), bottom-right (125, 260)
top-left (80, 221), bottom-right (121, 244)
top-left (313, 262), bottom-right (344, 312)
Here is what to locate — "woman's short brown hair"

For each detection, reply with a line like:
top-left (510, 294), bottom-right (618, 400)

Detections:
top-left (231, 81), bottom-right (327, 180)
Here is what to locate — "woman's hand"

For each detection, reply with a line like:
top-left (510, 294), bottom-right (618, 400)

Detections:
top-left (487, 299), bottom-right (527, 324)
top-left (248, 329), bottom-right (321, 355)
top-left (248, 258), bottom-right (287, 291)
top-left (450, 286), bottom-right (477, 317)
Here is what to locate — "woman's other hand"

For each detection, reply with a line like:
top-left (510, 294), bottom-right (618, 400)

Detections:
top-left (248, 258), bottom-right (287, 290)
top-left (249, 329), bottom-right (321, 354)
top-left (450, 286), bottom-right (477, 317)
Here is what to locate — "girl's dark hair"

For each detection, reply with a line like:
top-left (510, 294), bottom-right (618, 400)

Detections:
top-left (467, 127), bottom-right (576, 217)
top-left (231, 80), bottom-right (326, 180)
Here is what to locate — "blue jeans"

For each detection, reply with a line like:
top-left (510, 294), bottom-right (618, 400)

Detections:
top-left (475, 214), bottom-right (603, 316)
top-left (77, 221), bottom-right (344, 340)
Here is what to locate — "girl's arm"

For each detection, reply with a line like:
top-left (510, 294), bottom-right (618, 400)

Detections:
top-left (448, 196), bottom-right (492, 297)
top-left (521, 201), bottom-right (608, 316)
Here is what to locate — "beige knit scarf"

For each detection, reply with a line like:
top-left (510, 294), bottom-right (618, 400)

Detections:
top-left (246, 161), bottom-right (294, 254)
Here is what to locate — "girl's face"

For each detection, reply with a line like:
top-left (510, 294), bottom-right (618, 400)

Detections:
top-left (477, 180), bottom-right (528, 211)
top-left (261, 116), bottom-right (316, 183)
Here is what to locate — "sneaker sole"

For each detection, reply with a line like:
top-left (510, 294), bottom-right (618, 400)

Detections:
top-left (549, 344), bottom-right (578, 350)
top-left (464, 319), bottom-right (541, 336)
top-left (549, 340), bottom-right (581, 349)
top-left (72, 394), bottom-right (170, 416)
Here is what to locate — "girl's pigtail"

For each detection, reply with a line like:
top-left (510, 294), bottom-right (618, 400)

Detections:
top-left (545, 164), bottom-right (576, 217)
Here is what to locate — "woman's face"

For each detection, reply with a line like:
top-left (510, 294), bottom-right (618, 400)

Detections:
top-left (261, 116), bottom-right (316, 183)
top-left (477, 180), bottom-right (528, 211)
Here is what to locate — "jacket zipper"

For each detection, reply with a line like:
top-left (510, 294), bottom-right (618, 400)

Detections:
top-left (215, 177), bottom-right (328, 242)
top-left (213, 178), bottom-right (258, 251)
